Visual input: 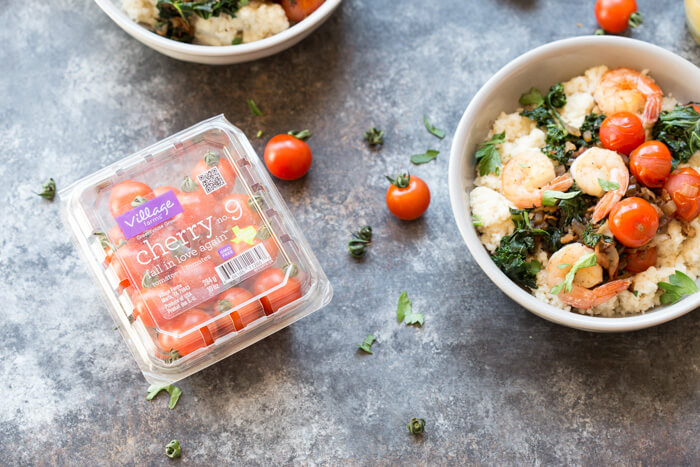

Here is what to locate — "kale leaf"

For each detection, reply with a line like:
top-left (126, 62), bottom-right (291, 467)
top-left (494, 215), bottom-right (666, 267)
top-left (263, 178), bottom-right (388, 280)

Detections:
top-left (582, 223), bottom-right (613, 248)
top-left (155, 0), bottom-right (248, 41)
top-left (652, 105), bottom-right (700, 168)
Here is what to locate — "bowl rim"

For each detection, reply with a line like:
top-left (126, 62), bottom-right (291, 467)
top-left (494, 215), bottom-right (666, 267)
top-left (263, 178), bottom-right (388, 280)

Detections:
top-left (448, 35), bottom-right (700, 332)
top-left (94, 0), bottom-right (342, 57)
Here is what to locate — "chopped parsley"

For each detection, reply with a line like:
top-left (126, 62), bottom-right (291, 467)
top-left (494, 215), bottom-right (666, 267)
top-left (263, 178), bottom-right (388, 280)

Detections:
top-left (411, 149), bottom-right (439, 165)
top-left (146, 384), bottom-right (182, 410)
top-left (475, 132), bottom-right (505, 176)
top-left (396, 291), bottom-right (424, 326)
top-left (598, 178), bottom-right (620, 192)
top-left (657, 270), bottom-right (698, 305)
top-left (358, 334), bottom-right (376, 354)
top-left (423, 115), bottom-right (445, 139)
top-left (542, 189), bottom-right (581, 207)
top-left (36, 178), bottom-right (56, 201)
top-left (247, 99), bottom-right (263, 116)
top-left (551, 253), bottom-right (597, 295)
top-left (519, 88), bottom-right (544, 107)
top-left (582, 223), bottom-right (612, 248)
top-left (472, 214), bottom-right (483, 227)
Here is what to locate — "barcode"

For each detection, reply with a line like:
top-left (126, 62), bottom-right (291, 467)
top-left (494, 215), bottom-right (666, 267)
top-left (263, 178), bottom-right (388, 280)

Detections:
top-left (197, 166), bottom-right (227, 195)
top-left (215, 243), bottom-right (272, 284)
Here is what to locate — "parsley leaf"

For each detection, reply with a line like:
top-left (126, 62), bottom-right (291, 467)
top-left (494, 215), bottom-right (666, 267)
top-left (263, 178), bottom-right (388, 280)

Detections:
top-left (519, 88), bottom-right (544, 107)
top-left (247, 99), bottom-right (263, 116)
top-left (146, 384), bottom-right (182, 410)
top-left (658, 270), bottom-right (698, 305)
top-left (551, 253), bottom-right (597, 295)
top-left (542, 190), bottom-right (580, 207)
top-left (598, 178), bottom-right (620, 192)
top-left (358, 334), bottom-right (376, 354)
top-left (396, 291), bottom-right (424, 326)
top-left (423, 115), bottom-right (445, 139)
top-left (475, 132), bottom-right (505, 176)
top-left (411, 149), bottom-right (439, 165)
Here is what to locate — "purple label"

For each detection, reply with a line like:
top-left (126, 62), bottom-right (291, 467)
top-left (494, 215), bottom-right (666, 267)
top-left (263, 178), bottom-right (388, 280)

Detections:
top-left (218, 244), bottom-right (235, 260)
top-left (115, 190), bottom-right (183, 239)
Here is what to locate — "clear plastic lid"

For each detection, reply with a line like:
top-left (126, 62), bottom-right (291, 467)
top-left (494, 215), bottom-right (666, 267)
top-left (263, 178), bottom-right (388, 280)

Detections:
top-left (61, 115), bottom-right (332, 384)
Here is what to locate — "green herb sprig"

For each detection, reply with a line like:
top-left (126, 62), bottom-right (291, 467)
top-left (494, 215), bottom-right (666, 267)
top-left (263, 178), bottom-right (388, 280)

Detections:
top-left (358, 334), bottom-right (376, 354)
top-left (411, 149), bottom-right (439, 165)
top-left (658, 270), bottom-right (698, 305)
top-left (363, 127), bottom-right (384, 146)
top-left (396, 291), bottom-right (424, 326)
top-left (598, 178), bottom-right (620, 192)
top-left (550, 253), bottom-right (597, 295)
top-left (247, 99), bottom-right (263, 116)
top-left (542, 190), bottom-right (580, 207)
top-left (475, 132), bottom-right (505, 176)
top-left (348, 225), bottom-right (372, 258)
top-left (652, 105), bottom-right (700, 168)
top-left (423, 115), bottom-right (445, 139)
top-left (36, 178), bottom-right (56, 201)
top-left (147, 384), bottom-right (182, 410)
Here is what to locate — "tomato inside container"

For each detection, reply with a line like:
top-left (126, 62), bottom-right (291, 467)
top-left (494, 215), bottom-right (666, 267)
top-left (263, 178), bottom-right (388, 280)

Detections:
top-left (61, 115), bottom-right (332, 384)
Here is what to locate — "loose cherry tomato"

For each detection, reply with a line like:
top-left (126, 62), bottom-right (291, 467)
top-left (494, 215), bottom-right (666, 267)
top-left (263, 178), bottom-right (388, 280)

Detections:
top-left (609, 197), bottom-right (659, 248)
top-left (231, 225), bottom-right (279, 261)
top-left (280, 0), bottom-right (324, 22)
top-left (629, 141), bottom-right (672, 188)
top-left (595, 0), bottom-right (639, 34)
top-left (664, 168), bottom-right (700, 221)
top-left (191, 151), bottom-right (237, 196)
top-left (214, 287), bottom-right (265, 331)
top-left (157, 309), bottom-right (212, 359)
top-left (264, 135), bottom-right (313, 180)
top-left (131, 284), bottom-right (173, 328)
top-left (253, 267), bottom-right (302, 315)
top-left (625, 246), bottom-right (657, 274)
top-left (173, 175), bottom-right (217, 227)
top-left (108, 180), bottom-right (153, 218)
top-left (385, 173), bottom-right (431, 220)
top-left (218, 193), bottom-right (262, 228)
top-left (171, 258), bottom-right (222, 302)
top-left (599, 112), bottom-right (645, 155)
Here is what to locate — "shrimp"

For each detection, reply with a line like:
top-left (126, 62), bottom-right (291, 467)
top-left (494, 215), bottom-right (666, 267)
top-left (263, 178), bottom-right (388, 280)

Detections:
top-left (570, 147), bottom-right (629, 223)
top-left (546, 243), bottom-right (632, 309)
top-left (593, 67), bottom-right (663, 126)
top-left (501, 148), bottom-right (573, 209)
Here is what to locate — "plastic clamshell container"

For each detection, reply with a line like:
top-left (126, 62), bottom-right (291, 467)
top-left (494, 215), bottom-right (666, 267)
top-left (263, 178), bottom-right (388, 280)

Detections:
top-left (61, 115), bottom-right (332, 384)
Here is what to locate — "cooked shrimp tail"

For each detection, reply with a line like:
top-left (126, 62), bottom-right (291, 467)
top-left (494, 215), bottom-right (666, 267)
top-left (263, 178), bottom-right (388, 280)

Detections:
top-left (594, 67), bottom-right (663, 126)
top-left (546, 174), bottom-right (574, 192)
top-left (558, 279), bottom-right (632, 309)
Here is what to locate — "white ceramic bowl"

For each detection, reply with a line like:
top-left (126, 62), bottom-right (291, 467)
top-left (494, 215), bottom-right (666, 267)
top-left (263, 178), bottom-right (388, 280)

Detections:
top-left (95, 0), bottom-right (342, 64)
top-left (449, 36), bottom-right (700, 332)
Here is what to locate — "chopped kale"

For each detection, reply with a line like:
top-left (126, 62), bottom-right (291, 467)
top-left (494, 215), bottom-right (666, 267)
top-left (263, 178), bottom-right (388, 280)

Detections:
top-left (582, 223), bottom-right (613, 248)
top-left (652, 105), bottom-right (700, 168)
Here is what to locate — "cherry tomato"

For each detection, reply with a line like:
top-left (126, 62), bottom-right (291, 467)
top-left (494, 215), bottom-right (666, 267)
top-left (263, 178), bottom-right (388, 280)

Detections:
top-left (108, 225), bottom-right (126, 245)
top-left (173, 176), bottom-right (217, 227)
top-left (113, 241), bottom-right (156, 287)
top-left (157, 309), bottom-right (212, 359)
top-left (191, 151), bottom-right (237, 196)
top-left (171, 258), bottom-right (222, 302)
top-left (108, 180), bottom-right (153, 218)
top-left (609, 197), bottom-right (659, 248)
top-left (214, 287), bottom-right (265, 331)
top-left (153, 185), bottom-right (180, 197)
top-left (629, 141), bottom-right (672, 188)
top-left (231, 225), bottom-right (279, 261)
top-left (692, 104), bottom-right (700, 114)
top-left (253, 267), bottom-right (302, 315)
top-left (280, 0), bottom-right (324, 22)
top-left (264, 135), bottom-right (313, 180)
top-left (599, 112), bottom-right (645, 155)
top-left (131, 284), bottom-right (173, 328)
top-left (218, 193), bottom-right (262, 228)
top-left (385, 173), bottom-right (431, 220)
top-left (625, 246), bottom-right (657, 274)
top-left (664, 168), bottom-right (700, 221)
top-left (595, 0), bottom-right (639, 34)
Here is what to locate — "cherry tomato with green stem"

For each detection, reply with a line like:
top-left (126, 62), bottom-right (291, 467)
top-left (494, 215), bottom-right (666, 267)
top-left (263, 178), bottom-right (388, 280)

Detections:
top-left (214, 287), bottom-right (265, 331)
top-left (595, 0), bottom-right (642, 34)
top-left (264, 134), bottom-right (313, 180)
top-left (253, 267), bottom-right (302, 315)
top-left (609, 197), bottom-right (659, 248)
top-left (191, 150), bottom-right (237, 196)
top-left (157, 309), bottom-right (212, 360)
top-left (109, 180), bottom-right (153, 218)
top-left (385, 172), bottom-right (431, 220)
top-left (173, 175), bottom-right (217, 227)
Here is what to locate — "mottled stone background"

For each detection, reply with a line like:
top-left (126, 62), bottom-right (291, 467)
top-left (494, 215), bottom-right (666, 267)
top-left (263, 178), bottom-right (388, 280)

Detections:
top-left (1, 0), bottom-right (698, 465)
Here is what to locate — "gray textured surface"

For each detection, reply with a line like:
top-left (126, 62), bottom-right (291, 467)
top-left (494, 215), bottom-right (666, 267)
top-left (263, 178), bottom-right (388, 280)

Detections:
top-left (1, 0), bottom-right (699, 464)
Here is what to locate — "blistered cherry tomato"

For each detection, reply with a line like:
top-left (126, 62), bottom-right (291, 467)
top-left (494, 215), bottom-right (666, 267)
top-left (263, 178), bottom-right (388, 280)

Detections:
top-left (214, 287), bottom-right (265, 331)
top-left (599, 112), bottom-right (645, 155)
top-left (609, 197), bottom-right (659, 248)
top-left (625, 246), bottom-right (657, 274)
top-left (264, 135), bottom-right (313, 180)
top-left (690, 104), bottom-right (700, 114)
top-left (109, 180), bottom-right (153, 218)
top-left (172, 259), bottom-right (222, 302)
top-left (253, 267), bottom-right (302, 315)
top-left (385, 173), bottom-right (430, 220)
top-left (231, 225), bottom-right (279, 261)
top-left (595, 0), bottom-right (639, 34)
top-left (629, 141), bottom-right (672, 188)
top-left (664, 168), bottom-right (700, 221)
top-left (280, 0), bottom-right (325, 22)
top-left (157, 309), bottom-right (212, 359)
top-left (191, 151), bottom-right (237, 196)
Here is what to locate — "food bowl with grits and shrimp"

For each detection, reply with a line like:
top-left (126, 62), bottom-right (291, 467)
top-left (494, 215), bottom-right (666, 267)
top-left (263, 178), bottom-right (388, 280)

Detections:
top-left (449, 36), bottom-right (700, 332)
